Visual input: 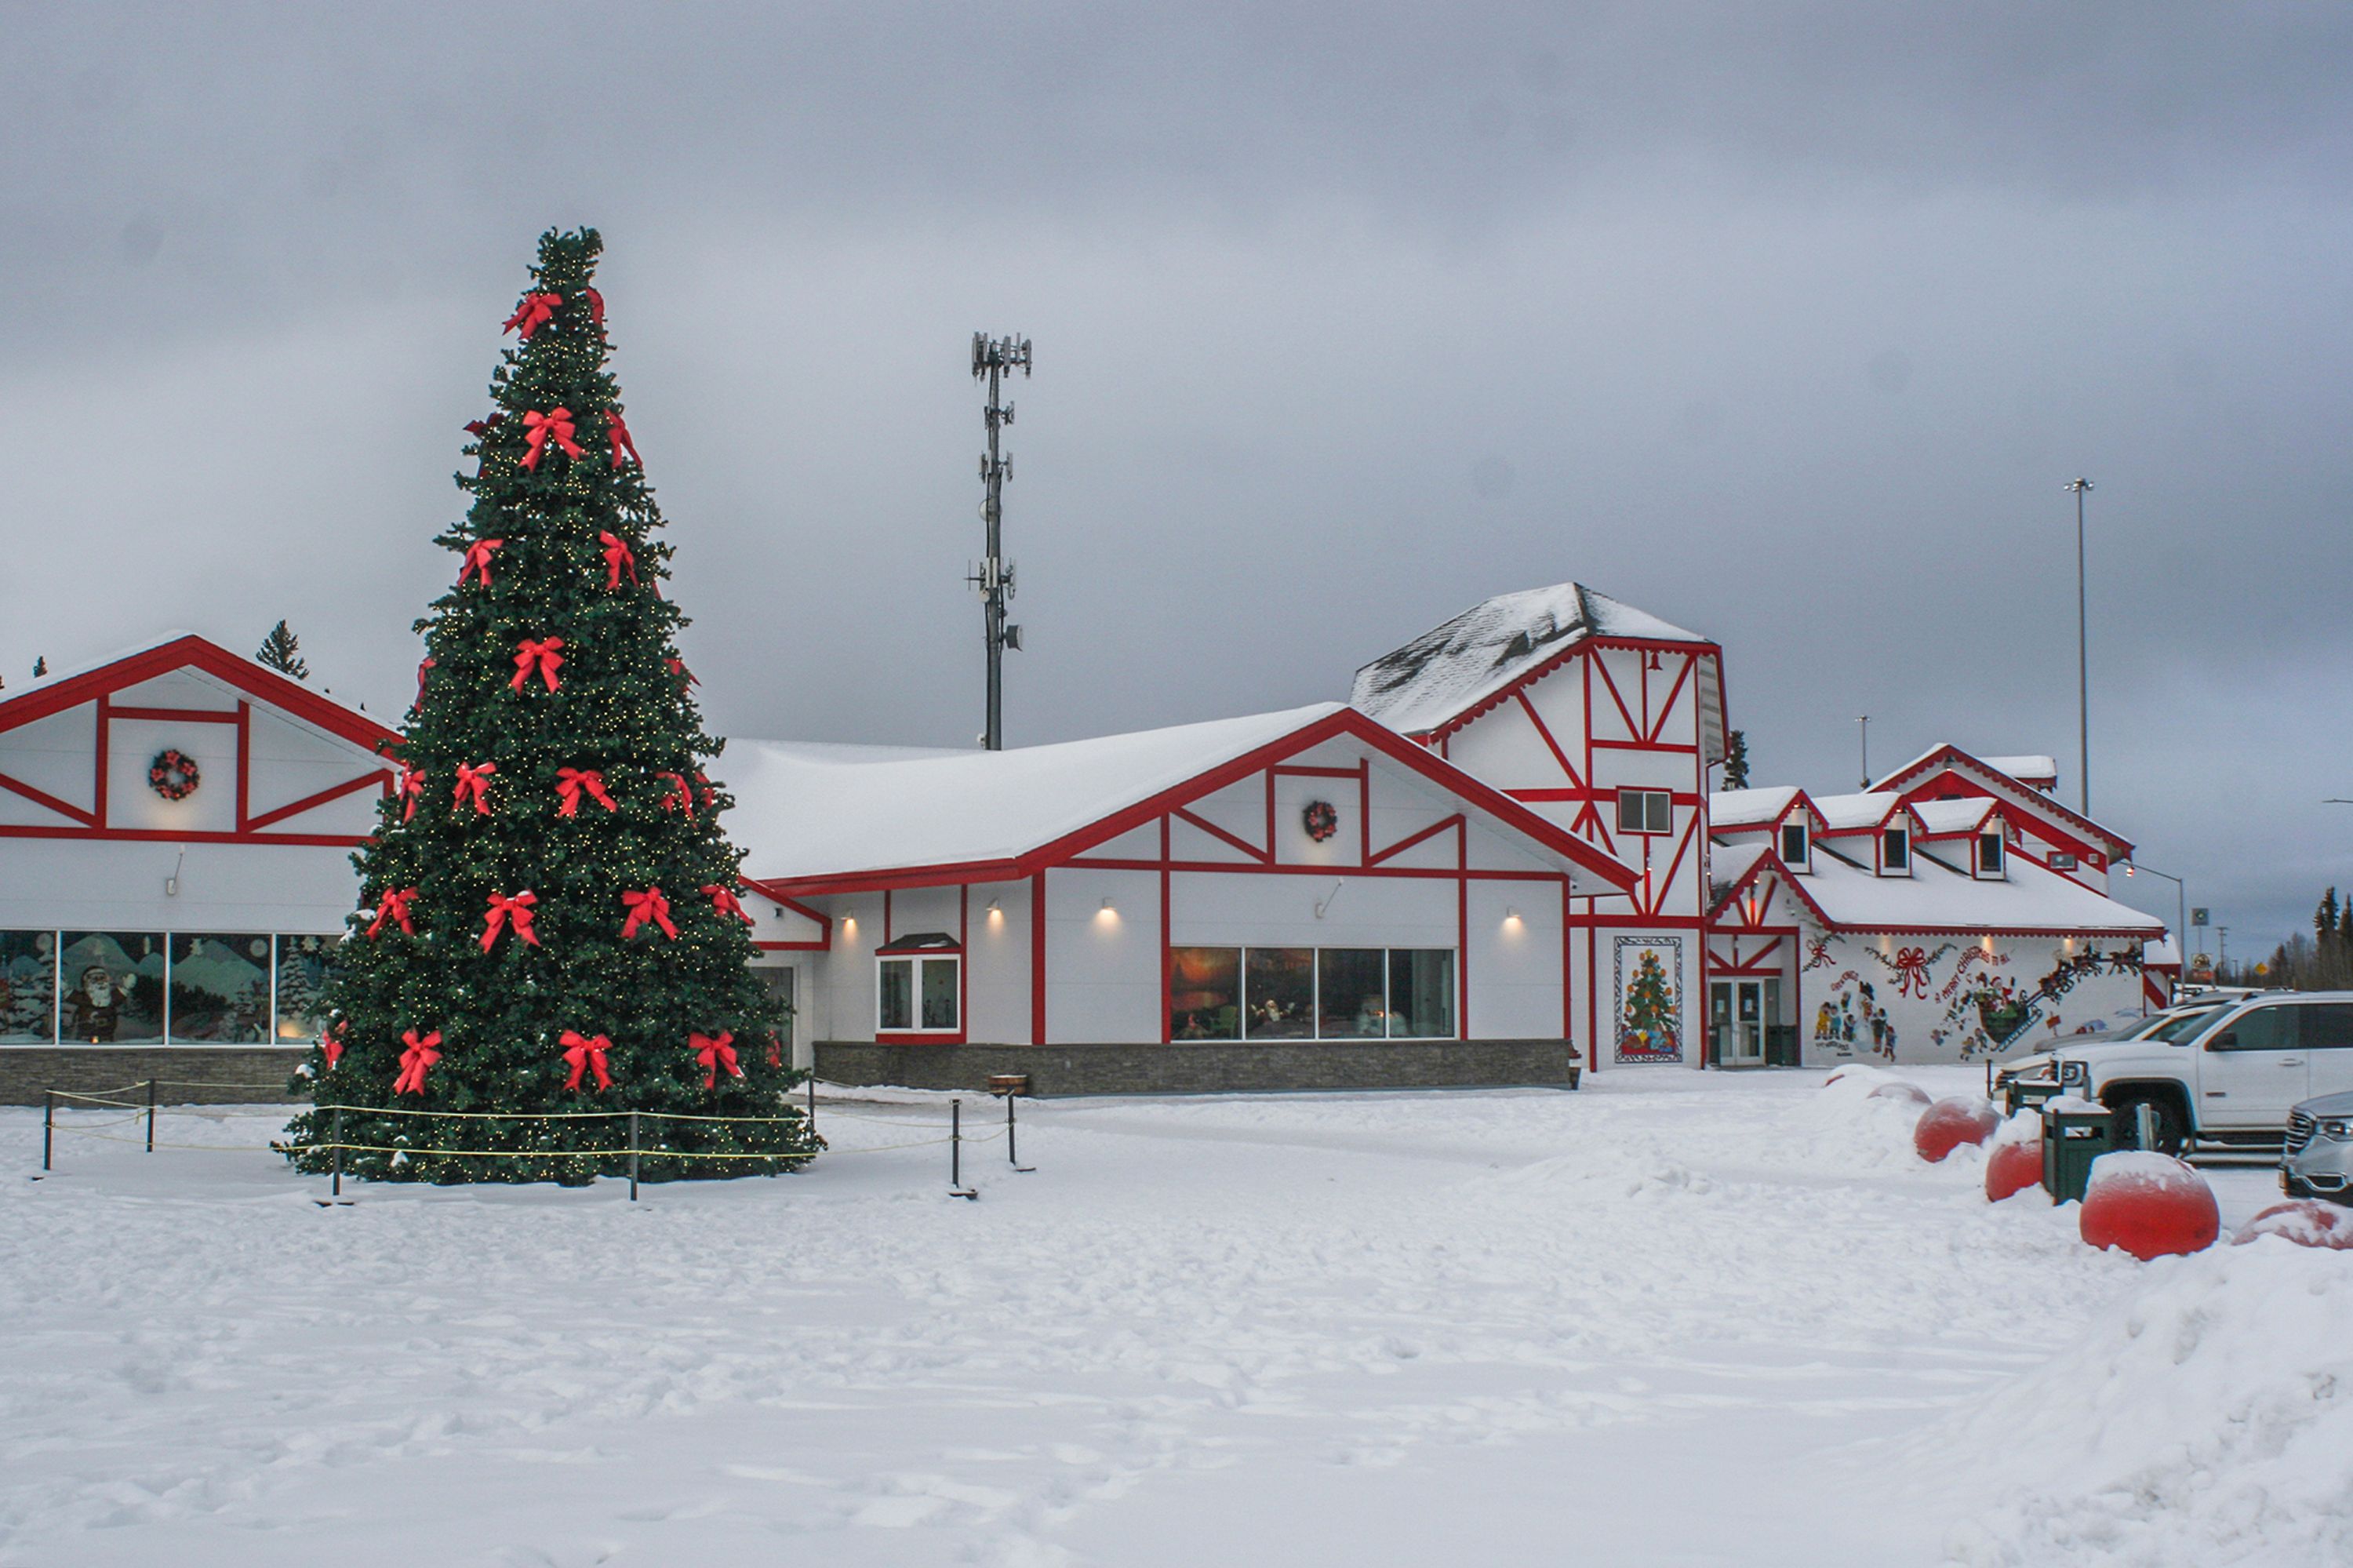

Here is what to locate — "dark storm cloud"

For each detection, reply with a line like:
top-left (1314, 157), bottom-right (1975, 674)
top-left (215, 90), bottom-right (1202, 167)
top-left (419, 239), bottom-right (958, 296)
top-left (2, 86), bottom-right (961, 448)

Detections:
top-left (3, 3), bottom-right (2350, 951)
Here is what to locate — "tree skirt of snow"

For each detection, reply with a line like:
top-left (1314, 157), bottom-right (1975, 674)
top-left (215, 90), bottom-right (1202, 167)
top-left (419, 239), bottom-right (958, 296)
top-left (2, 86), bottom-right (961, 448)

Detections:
top-left (2081, 1152), bottom-right (2221, 1260)
top-left (1933, 1244), bottom-right (2353, 1566)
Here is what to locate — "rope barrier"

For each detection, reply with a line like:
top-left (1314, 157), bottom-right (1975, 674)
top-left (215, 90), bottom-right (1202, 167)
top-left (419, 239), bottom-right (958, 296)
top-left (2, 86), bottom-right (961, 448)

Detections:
top-left (45, 1123), bottom-right (940, 1159)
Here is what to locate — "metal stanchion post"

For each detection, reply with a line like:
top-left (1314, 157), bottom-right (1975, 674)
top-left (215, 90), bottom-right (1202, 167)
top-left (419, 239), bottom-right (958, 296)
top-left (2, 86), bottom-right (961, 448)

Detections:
top-left (1007, 1093), bottom-right (1034, 1172)
top-left (807, 1075), bottom-right (816, 1137)
top-left (332, 1107), bottom-right (344, 1198)
top-left (147, 1079), bottom-right (158, 1153)
top-left (949, 1098), bottom-right (977, 1199)
top-left (628, 1111), bottom-right (640, 1202)
top-left (42, 1090), bottom-right (53, 1173)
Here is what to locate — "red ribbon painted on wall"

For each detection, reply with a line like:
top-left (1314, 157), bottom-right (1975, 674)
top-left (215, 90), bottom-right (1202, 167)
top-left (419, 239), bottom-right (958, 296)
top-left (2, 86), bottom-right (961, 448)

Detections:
top-left (366, 886), bottom-right (417, 939)
top-left (555, 767), bottom-right (616, 817)
top-left (620, 886), bottom-right (677, 941)
top-left (393, 1028), bottom-right (442, 1096)
top-left (559, 1031), bottom-right (613, 1092)
top-left (693, 1031), bottom-right (741, 1089)
top-left (511, 637), bottom-right (566, 693)
top-left (702, 883), bottom-right (755, 926)
top-left (460, 538), bottom-right (504, 588)
top-left (606, 408), bottom-right (640, 471)
top-left (504, 291), bottom-right (562, 339)
top-left (520, 408), bottom-right (582, 471)
top-left (1893, 946), bottom-right (1932, 998)
top-left (598, 531), bottom-right (638, 588)
top-left (481, 890), bottom-right (540, 952)
top-left (453, 762), bottom-right (496, 814)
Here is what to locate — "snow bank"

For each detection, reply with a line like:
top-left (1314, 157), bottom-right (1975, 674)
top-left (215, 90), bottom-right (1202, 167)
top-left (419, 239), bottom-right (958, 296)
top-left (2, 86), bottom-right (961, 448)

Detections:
top-left (1938, 1245), bottom-right (2353, 1566)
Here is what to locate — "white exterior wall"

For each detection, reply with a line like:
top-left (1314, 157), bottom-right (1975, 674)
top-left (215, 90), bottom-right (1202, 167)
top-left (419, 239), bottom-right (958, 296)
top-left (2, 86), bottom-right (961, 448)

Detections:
top-left (1043, 867), bottom-right (1161, 1044)
top-left (964, 879), bottom-right (1031, 1046)
top-left (0, 837), bottom-right (358, 935)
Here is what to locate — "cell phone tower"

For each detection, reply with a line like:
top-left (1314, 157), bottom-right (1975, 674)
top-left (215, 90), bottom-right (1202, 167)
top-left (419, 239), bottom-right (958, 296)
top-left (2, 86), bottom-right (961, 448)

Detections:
top-left (969, 333), bottom-right (1031, 751)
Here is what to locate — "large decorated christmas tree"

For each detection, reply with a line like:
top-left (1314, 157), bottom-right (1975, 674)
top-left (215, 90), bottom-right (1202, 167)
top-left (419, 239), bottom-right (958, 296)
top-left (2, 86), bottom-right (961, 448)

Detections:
top-left (282, 227), bottom-right (818, 1184)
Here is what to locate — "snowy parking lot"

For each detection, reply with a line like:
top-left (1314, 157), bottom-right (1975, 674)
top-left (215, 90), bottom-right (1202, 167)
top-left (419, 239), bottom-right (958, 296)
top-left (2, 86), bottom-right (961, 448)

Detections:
top-left (2, 1068), bottom-right (2346, 1567)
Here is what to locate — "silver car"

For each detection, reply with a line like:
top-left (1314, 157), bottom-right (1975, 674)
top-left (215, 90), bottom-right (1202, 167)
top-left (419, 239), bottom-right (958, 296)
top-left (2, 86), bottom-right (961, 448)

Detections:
top-left (2282, 1090), bottom-right (2353, 1199)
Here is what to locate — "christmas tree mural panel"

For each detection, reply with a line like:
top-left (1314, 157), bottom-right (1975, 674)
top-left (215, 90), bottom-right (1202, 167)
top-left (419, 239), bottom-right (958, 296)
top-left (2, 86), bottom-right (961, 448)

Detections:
top-left (280, 228), bottom-right (818, 1184)
top-left (1613, 935), bottom-right (1684, 1064)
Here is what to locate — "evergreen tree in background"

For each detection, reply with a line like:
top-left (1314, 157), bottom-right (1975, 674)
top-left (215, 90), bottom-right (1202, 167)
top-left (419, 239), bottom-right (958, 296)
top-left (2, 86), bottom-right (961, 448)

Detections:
top-left (281, 227), bottom-right (818, 1184)
top-left (256, 620), bottom-right (310, 680)
top-left (1722, 729), bottom-right (1750, 790)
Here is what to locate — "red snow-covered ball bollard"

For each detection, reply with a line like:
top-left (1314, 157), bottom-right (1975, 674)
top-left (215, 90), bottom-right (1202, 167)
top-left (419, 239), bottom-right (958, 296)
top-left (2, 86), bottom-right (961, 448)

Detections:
top-left (1985, 1138), bottom-right (2046, 1201)
top-left (2231, 1199), bottom-right (2353, 1250)
top-left (2079, 1152), bottom-right (2220, 1260)
top-left (1914, 1096), bottom-right (2000, 1162)
top-left (1867, 1080), bottom-right (1933, 1109)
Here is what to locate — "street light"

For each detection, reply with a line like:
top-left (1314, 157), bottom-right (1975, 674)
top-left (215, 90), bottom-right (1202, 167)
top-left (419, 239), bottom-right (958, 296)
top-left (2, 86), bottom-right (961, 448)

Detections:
top-left (2120, 861), bottom-right (2187, 980)
top-left (2065, 478), bottom-right (2093, 817)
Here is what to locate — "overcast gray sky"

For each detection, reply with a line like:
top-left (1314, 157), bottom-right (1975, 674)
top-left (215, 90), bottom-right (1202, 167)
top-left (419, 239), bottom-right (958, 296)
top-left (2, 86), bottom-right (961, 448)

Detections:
top-left (4, 3), bottom-right (2348, 955)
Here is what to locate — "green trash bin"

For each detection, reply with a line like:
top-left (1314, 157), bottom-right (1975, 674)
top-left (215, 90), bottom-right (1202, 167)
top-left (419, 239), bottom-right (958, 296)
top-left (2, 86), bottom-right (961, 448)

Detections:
top-left (2041, 1101), bottom-right (2115, 1202)
top-left (2006, 1078), bottom-right (2063, 1119)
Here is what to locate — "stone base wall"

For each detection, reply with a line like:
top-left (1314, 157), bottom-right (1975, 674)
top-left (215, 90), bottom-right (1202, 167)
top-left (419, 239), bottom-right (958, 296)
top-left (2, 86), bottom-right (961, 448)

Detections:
top-left (813, 1039), bottom-right (1579, 1097)
top-left (0, 1048), bottom-right (308, 1106)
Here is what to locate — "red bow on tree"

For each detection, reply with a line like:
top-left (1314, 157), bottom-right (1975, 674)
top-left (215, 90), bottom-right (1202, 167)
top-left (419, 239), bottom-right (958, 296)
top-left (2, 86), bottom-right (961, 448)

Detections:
top-left (582, 286), bottom-right (606, 328)
top-left (555, 767), bottom-right (616, 817)
top-left (463, 413), bottom-right (506, 438)
top-left (598, 530), bottom-right (638, 588)
top-left (666, 656), bottom-right (697, 690)
top-left (393, 1028), bottom-right (442, 1096)
top-left (656, 771), bottom-right (694, 817)
top-left (413, 657), bottom-right (436, 710)
top-left (695, 771), bottom-right (717, 813)
top-left (320, 1024), bottom-right (347, 1069)
top-left (504, 291), bottom-right (562, 339)
top-left (621, 886), bottom-right (677, 940)
top-left (693, 1031), bottom-right (741, 1089)
top-left (702, 883), bottom-right (755, 926)
top-left (511, 637), bottom-right (565, 693)
top-left (367, 886), bottom-right (417, 939)
top-left (398, 763), bottom-right (426, 821)
top-left (521, 408), bottom-right (583, 471)
top-left (460, 538), bottom-right (504, 588)
top-left (559, 1030), bottom-right (613, 1092)
top-left (481, 890), bottom-right (540, 951)
top-left (606, 408), bottom-right (641, 471)
top-left (454, 762), bottom-right (496, 814)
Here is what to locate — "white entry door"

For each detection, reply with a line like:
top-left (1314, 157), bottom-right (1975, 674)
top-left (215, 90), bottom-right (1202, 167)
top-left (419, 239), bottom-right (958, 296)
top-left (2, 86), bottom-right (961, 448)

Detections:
top-left (1711, 981), bottom-right (1766, 1065)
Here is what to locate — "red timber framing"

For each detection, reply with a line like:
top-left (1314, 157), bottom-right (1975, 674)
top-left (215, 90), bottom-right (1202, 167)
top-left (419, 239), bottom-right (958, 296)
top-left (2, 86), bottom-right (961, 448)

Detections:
top-left (0, 636), bottom-right (400, 848)
top-left (747, 890), bottom-right (833, 954)
top-left (1870, 746), bottom-right (2131, 868)
top-left (753, 708), bottom-right (1639, 1051)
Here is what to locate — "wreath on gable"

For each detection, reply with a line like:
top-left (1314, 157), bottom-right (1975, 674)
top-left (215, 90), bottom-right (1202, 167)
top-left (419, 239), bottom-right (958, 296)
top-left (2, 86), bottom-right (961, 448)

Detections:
top-left (1302, 799), bottom-right (1340, 843)
top-left (148, 748), bottom-right (202, 802)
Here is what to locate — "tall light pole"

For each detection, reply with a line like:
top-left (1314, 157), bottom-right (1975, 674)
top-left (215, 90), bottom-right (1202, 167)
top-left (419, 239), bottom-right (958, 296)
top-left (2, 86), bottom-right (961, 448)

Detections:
top-left (2121, 861), bottom-right (2187, 977)
top-left (2065, 478), bottom-right (2093, 817)
top-left (1857, 715), bottom-right (1871, 791)
top-left (970, 333), bottom-right (1031, 751)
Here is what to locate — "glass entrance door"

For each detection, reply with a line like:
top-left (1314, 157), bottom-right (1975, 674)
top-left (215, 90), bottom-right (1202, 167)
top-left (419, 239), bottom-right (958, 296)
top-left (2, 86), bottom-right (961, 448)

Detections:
top-left (1711, 980), bottom-right (1767, 1065)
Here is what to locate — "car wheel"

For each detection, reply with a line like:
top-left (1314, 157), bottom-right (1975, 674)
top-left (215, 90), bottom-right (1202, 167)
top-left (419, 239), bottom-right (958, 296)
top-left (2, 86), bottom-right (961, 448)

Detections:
top-left (2111, 1093), bottom-right (2188, 1155)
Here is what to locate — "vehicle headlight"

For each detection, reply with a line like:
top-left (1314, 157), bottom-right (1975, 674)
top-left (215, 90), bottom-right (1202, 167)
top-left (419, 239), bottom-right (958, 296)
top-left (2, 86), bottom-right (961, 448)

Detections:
top-left (2058, 1060), bottom-right (2089, 1086)
top-left (2317, 1119), bottom-right (2353, 1142)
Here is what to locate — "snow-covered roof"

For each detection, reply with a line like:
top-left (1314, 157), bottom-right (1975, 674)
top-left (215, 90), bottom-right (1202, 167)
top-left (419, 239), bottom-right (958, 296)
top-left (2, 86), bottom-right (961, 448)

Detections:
top-left (1708, 841), bottom-right (1773, 907)
top-left (725, 703), bottom-right (1635, 891)
top-left (2145, 936), bottom-right (2182, 967)
top-left (1350, 581), bottom-right (1711, 737)
top-left (1710, 786), bottom-right (1803, 830)
top-left (1983, 755), bottom-right (2058, 787)
top-left (1800, 842), bottom-right (2162, 935)
top-left (0, 631), bottom-right (395, 752)
top-left (1809, 791), bottom-right (1904, 831)
top-left (1910, 798), bottom-right (1998, 835)
top-left (1868, 744), bottom-right (2130, 856)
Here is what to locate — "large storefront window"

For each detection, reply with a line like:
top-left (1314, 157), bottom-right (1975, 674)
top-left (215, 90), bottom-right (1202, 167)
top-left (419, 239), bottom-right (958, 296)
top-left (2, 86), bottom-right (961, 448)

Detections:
top-left (1, 931), bottom-right (57, 1043)
top-left (169, 933), bottom-right (273, 1042)
top-left (1168, 946), bottom-right (1458, 1042)
top-left (274, 935), bottom-right (335, 1042)
top-left (57, 932), bottom-right (167, 1044)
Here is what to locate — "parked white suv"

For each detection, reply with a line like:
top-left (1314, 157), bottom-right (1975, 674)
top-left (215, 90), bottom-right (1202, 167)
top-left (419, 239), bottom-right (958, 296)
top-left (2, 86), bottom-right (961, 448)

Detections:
top-left (1995, 991), bottom-right (2353, 1154)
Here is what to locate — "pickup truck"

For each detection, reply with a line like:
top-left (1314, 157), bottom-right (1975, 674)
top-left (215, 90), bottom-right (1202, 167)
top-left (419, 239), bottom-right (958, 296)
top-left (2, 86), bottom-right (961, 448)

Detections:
top-left (1995, 991), bottom-right (2353, 1155)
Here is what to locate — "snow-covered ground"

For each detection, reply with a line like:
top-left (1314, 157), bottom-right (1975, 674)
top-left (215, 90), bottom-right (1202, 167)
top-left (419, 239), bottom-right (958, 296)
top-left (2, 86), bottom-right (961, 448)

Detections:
top-left (2, 1067), bottom-right (2345, 1566)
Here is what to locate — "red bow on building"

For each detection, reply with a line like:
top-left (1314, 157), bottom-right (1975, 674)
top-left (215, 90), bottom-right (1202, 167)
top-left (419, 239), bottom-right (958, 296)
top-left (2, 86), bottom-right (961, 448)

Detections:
top-left (693, 1031), bottom-right (741, 1089)
top-left (555, 767), bottom-right (616, 817)
top-left (504, 291), bottom-right (562, 339)
top-left (606, 408), bottom-right (641, 471)
top-left (656, 771), bottom-right (694, 817)
top-left (393, 1028), bottom-right (442, 1096)
top-left (559, 1030), bottom-right (613, 1092)
top-left (481, 890), bottom-right (540, 951)
top-left (398, 763), bottom-right (426, 821)
top-left (460, 538), bottom-right (504, 588)
top-left (511, 637), bottom-right (565, 693)
top-left (598, 530), bottom-right (638, 588)
top-left (620, 886), bottom-right (677, 940)
top-left (520, 408), bottom-right (583, 471)
top-left (367, 886), bottom-right (417, 939)
top-left (701, 883), bottom-right (755, 926)
top-left (453, 762), bottom-right (496, 813)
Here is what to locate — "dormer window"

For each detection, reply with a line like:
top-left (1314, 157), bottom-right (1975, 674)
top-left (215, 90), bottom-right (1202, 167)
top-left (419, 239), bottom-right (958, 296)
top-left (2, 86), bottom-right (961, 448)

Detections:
top-left (1779, 820), bottom-right (1809, 870)
top-left (1977, 831), bottom-right (2006, 879)
top-left (1880, 825), bottom-right (1911, 875)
